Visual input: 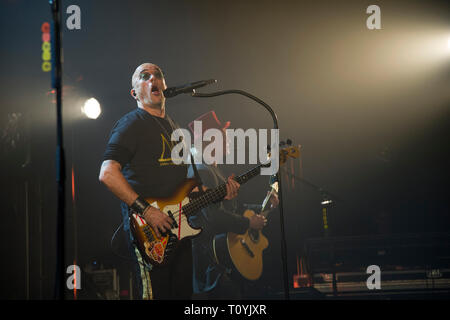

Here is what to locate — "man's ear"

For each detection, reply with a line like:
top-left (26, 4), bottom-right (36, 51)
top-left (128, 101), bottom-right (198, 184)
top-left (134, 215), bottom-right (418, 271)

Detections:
top-left (130, 88), bottom-right (139, 100)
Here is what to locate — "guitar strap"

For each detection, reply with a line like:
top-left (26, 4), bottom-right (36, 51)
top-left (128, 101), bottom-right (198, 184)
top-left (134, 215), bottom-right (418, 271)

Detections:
top-left (164, 114), bottom-right (205, 194)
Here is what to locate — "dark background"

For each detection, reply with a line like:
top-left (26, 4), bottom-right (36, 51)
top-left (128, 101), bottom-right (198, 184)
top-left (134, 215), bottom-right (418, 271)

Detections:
top-left (0, 0), bottom-right (449, 299)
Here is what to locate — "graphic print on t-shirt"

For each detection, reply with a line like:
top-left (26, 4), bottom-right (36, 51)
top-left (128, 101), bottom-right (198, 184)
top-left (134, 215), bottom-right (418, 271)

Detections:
top-left (158, 130), bottom-right (186, 167)
top-left (158, 133), bottom-right (174, 166)
top-left (158, 133), bottom-right (179, 167)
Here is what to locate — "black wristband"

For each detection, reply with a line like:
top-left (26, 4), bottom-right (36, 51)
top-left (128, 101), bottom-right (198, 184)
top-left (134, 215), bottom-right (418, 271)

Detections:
top-left (130, 196), bottom-right (150, 216)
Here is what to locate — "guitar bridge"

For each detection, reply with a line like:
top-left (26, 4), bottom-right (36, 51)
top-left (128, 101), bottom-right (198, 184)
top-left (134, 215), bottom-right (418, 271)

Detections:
top-left (240, 239), bottom-right (255, 257)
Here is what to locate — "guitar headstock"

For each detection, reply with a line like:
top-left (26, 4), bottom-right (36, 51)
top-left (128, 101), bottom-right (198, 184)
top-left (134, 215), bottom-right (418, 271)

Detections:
top-left (263, 139), bottom-right (299, 167)
top-left (279, 139), bottom-right (299, 166)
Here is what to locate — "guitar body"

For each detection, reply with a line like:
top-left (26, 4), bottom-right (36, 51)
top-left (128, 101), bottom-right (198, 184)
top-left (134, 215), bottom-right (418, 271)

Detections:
top-left (130, 178), bottom-right (201, 267)
top-left (214, 210), bottom-right (269, 281)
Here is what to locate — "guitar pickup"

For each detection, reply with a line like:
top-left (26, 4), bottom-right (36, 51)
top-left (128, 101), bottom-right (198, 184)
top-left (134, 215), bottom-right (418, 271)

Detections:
top-left (240, 239), bottom-right (255, 257)
top-left (167, 210), bottom-right (178, 229)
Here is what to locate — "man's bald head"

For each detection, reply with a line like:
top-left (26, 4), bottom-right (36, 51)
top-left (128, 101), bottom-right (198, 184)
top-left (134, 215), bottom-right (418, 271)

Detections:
top-left (131, 63), bottom-right (165, 89)
top-left (130, 63), bottom-right (167, 112)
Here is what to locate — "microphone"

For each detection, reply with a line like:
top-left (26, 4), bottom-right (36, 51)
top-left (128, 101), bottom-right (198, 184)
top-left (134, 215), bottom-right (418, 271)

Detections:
top-left (163, 79), bottom-right (217, 98)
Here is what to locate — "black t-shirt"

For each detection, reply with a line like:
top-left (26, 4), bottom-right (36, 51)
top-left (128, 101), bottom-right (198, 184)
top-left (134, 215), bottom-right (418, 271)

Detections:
top-left (103, 108), bottom-right (188, 198)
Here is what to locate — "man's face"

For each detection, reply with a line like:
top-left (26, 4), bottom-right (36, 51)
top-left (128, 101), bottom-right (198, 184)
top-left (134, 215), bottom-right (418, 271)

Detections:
top-left (132, 63), bottom-right (167, 108)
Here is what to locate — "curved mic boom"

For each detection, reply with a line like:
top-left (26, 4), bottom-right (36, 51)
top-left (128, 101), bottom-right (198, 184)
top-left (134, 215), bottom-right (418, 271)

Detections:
top-left (163, 79), bottom-right (217, 98)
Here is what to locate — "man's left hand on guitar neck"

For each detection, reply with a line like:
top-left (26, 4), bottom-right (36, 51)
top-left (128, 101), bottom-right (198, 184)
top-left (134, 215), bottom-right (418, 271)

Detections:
top-left (224, 174), bottom-right (240, 200)
top-left (269, 191), bottom-right (279, 209)
top-left (192, 173), bottom-right (241, 200)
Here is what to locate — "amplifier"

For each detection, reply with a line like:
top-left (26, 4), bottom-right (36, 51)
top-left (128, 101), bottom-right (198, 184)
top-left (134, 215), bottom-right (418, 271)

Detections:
top-left (84, 268), bottom-right (120, 300)
top-left (303, 233), bottom-right (450, 298)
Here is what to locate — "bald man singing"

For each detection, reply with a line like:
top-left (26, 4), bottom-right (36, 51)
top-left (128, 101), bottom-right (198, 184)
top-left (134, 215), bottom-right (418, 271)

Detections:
top-left (99, 63), bottom-right (240, 300)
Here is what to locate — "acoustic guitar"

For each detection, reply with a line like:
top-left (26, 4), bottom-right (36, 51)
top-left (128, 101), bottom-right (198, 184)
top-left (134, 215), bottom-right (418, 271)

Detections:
top-left (213, 182), bottom-right (279, 280)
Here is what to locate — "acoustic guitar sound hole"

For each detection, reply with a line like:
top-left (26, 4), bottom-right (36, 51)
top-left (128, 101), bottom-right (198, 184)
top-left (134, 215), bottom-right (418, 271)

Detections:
top-left (249, 229), bottom-right (260, 242)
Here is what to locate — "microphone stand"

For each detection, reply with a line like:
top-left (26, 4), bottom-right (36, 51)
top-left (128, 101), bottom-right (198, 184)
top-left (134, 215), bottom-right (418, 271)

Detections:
top-left (280, 169), bottom-right (342, 294)
top-left (281, 168), bottom-right (343, 204)
top-left (191, 89), bottom-right (290, 300)
top-left (49, 0), bottom-right (66, 300)
top-left (280, 168), bottom-right (343, 239)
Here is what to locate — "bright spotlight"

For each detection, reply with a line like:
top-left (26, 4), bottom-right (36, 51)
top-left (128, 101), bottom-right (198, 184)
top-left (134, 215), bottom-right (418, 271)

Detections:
top-left (82, 98), bottom-right (101, 119)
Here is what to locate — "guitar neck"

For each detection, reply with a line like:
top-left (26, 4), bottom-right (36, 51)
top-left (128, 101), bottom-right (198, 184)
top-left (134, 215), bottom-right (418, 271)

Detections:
top-left (260, 182), bottom-right (278, 215)
top-left (182, 164), bottom-right (264, 217)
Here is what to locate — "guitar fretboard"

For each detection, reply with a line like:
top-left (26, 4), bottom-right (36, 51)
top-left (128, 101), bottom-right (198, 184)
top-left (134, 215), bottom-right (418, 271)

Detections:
top-left (182, 164), bottom-right (264, 216)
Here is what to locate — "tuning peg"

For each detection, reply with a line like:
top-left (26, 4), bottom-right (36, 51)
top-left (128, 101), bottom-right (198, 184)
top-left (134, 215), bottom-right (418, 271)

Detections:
top-left (286, 139), bottom-right (292, 145)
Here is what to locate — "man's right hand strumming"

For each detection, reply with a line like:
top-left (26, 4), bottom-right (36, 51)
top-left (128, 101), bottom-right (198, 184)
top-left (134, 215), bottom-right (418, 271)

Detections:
top-left (99, 160), bottom-right (175, 238)
top-left (143, 206), bottom-right (175, 238)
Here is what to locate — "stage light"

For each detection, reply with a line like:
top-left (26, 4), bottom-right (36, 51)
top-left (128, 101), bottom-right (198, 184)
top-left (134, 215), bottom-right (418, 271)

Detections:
top-left (82, 98), bottom-right (101, 119)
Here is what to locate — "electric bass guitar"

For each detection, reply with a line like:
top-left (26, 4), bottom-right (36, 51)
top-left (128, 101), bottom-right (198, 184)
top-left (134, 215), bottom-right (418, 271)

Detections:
top-left (130, 146), bottom-right (299, 268)
top-left (212, 182), bottom-right (279, 280)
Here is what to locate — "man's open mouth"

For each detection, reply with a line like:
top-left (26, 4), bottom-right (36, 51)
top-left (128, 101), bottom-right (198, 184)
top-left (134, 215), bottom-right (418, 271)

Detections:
top-left (151, 86), bottom-right (160, 95)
